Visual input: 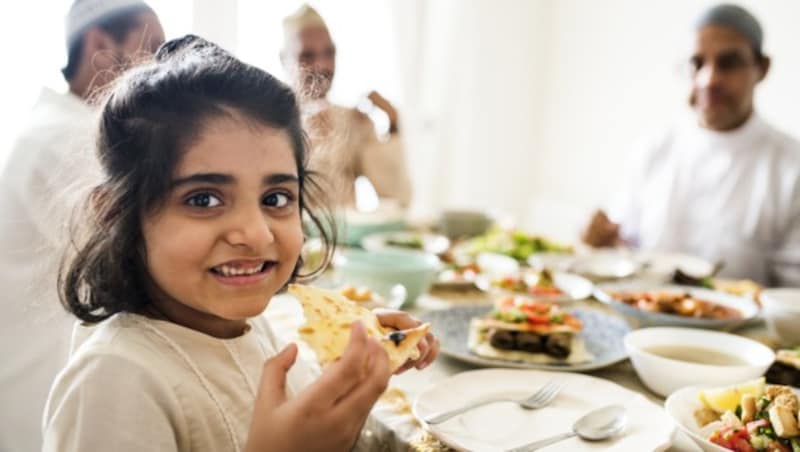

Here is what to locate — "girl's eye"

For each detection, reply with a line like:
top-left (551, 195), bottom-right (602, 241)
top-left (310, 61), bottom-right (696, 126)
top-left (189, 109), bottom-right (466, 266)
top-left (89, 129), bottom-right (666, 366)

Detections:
top-left (263, 192), bottom-right (291, 208)
top-left (186, 192), bottom-right (222, 208)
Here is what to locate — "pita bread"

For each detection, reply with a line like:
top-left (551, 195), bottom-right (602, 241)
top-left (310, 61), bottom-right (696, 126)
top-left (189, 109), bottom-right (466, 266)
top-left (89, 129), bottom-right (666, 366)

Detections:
top-left (288, 284), bottom-right (430, 371)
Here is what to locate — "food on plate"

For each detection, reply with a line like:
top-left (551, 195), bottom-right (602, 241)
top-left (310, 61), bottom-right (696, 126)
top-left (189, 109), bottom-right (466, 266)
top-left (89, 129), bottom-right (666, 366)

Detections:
top-left (671, 270), bottom-right (762, 305)
top-left (465, 227), bottom-right (572, 261)
top-left (438, 263), bottom-right (481, 284)
top-left (611, 290), bottom-right (743, 319)
top-left (339, 285), bottom-right (375, 302)
top-left (385, 234), bottom-right (425, 250)
top-left (766, 347), bottom-right (800, 387)
top-left (694, 378), bottom-right (800, 451)
top-left (490, 270), bottom-right (565, 297)
top-left (468, 296), bottom-right (592, 364)
top-left (289, 284), bottom-right (430, 371)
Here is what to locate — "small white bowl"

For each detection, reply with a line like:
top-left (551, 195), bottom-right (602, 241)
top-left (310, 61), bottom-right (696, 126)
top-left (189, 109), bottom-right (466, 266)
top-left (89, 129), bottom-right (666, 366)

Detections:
top-left (761, 288), bottom-right (800, 347)
top-left (624, 327), bottom-right (774, 397)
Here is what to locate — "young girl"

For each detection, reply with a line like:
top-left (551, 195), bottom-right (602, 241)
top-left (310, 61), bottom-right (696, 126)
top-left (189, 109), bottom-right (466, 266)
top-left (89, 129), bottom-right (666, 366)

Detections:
top-left (43, 35), bottom-right (438, 452)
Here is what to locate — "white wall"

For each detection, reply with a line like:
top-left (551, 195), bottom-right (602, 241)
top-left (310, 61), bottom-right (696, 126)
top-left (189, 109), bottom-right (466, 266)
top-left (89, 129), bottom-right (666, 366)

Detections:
top-left (535, 0), bottom-right (800, 217)
top-left (390, 0), bottom-right (800, 238)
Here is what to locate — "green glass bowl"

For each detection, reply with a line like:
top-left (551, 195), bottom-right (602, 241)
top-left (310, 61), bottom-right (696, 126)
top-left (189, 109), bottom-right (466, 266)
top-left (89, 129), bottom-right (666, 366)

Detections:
top-left (334, 248), bottom-right (441, 307)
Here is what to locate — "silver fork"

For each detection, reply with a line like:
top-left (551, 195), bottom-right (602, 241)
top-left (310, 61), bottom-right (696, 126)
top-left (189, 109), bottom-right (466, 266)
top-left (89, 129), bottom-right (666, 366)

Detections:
top-left (423, 379), bottom-right (565, 425)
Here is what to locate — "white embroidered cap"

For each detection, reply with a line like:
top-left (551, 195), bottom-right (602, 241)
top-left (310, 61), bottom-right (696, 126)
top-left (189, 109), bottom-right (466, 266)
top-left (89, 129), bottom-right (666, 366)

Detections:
top-left (65, 0), bottom-right (151, 48)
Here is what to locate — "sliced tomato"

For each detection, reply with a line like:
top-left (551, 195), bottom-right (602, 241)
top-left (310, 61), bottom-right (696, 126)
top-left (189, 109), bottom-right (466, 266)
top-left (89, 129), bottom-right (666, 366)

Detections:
top-left (525, 313), bottom-right (551, 325)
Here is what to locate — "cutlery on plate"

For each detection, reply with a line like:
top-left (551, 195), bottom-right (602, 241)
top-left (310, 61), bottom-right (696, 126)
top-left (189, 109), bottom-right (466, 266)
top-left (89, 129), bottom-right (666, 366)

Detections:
top-left (506, 404), bottom-right (627, 452)
top-left (423, 379), bottom-right (565, 425)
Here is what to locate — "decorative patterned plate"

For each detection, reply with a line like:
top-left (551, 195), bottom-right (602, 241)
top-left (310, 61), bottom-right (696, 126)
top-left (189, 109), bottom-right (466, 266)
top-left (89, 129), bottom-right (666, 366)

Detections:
top-left (419, 306), bottom-right (629, 371)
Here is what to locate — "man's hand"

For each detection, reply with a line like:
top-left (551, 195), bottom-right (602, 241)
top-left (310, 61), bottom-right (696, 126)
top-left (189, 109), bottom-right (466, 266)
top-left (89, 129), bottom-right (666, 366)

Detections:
top-left (367, 91), bottom-right (399, 132)
top-left (582, 209), bottom-right (622, 247)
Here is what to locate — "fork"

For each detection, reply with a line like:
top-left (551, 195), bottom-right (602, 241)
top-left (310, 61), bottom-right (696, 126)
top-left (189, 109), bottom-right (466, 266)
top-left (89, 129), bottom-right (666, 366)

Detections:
top-left (423, 379), bottom-right (565, 425)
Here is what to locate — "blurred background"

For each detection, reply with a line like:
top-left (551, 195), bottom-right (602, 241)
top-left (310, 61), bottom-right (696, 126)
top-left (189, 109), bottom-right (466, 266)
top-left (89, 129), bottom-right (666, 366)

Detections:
top-left (1, 0), bottom-right (798, 238)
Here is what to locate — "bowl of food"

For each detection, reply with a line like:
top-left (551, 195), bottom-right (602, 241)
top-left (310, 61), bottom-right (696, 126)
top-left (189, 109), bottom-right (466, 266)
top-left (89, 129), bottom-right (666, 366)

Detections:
top-left (461, 226), bottom-right (573, 263)
top-left (761, 288), bottom-right (800, 347)
top-left (665, 378), bottom-right (800, 452)
top-left (336, 284), bottom-right (406, 310)
top-left (625, 327), bottom-right (774, 397)
top-left (439, 210), bottom-right (493, 239)
top-left (333, 248), bottom-right (440, 307)
top-left (594, 282), bottom-right (758, 329)
top-left (475, 269), bottom-right (593, 302)
top-left (434, 252), bottom-right (519, 290)
top-left (361, 231), bottom-right (450, 255)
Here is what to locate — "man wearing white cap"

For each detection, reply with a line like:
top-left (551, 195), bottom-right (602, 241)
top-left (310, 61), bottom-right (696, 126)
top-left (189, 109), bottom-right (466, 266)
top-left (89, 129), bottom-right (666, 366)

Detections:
top-left (583, 4), bottom-right (800, 286)
top-left (0, 2), bottom-right (163, 450)
top-left (280, 4), bottom-right (413, 208)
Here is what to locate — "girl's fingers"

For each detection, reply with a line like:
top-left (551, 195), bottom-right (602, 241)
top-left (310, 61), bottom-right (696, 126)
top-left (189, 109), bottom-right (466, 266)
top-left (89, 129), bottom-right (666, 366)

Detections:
top-left (300, 321), bottom-right (369, 406)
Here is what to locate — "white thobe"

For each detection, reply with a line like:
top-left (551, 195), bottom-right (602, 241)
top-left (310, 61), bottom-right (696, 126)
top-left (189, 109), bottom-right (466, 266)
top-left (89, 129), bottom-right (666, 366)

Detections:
top-left (0, 87), bottom-right (96, 452)
top-left (612, 113), bottom-right (800, 286)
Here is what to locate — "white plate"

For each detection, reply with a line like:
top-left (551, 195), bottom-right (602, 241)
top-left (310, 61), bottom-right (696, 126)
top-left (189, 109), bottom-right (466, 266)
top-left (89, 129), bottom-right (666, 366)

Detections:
top-left (475, 271), bottom-right (594, 302)
top-left (635, 251), bottom-right (714, 279)
top-left (418, 306), bottom-right (630, 372)
top-left (665, 386), bottom-right (800, 452)
top-left (568, 252), bottom-right (640, 280)
top-left (361, 231), bottom-right (451, 255)
top-left (413, 368), bottom-right (674, 452)
top-left (595, 282), bottom-right (759, 329)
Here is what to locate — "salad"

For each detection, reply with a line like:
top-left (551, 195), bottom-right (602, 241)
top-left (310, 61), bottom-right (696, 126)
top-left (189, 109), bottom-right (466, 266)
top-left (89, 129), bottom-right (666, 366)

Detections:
top-left (465, 227), bottom-right (572, 261)
top-left (695, 378), bottom-right (800, 452)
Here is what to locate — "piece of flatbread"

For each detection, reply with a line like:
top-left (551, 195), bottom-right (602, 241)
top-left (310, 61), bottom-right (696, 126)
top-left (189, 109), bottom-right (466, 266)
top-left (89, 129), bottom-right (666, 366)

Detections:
top-left (288, 284), bottom-right (430, 371)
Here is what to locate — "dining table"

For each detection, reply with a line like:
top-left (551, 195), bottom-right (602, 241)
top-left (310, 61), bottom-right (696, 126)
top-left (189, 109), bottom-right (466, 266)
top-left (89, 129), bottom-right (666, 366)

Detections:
top-left (264, 275), bottom-right (775, 452)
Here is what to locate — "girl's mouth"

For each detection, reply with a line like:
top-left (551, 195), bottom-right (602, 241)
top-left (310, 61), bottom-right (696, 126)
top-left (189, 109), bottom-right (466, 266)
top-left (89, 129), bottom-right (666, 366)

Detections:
top-left (209, 260), bottom-right (277, 285)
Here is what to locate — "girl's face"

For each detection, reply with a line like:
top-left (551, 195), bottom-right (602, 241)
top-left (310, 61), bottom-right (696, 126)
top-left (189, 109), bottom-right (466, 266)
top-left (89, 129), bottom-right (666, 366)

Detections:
top-left (142, 116), bottom-right (304, 337)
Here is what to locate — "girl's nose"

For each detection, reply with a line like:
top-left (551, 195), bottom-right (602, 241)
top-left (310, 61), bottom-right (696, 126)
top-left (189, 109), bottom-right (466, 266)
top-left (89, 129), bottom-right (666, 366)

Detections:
top-left (224, 205), bottom-right (275, 252)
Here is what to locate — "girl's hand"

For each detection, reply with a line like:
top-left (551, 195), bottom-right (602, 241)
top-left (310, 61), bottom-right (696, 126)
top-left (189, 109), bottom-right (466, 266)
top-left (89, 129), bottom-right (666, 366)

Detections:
top-left (245, 322), bottom-right (391, 452)
top-left (373, 309), bottom-right (439, 373)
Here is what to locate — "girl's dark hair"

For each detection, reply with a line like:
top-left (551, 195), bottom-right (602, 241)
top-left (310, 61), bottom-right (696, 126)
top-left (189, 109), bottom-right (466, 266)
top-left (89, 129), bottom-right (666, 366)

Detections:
top-left (60, 34), bottom-right (335, 323)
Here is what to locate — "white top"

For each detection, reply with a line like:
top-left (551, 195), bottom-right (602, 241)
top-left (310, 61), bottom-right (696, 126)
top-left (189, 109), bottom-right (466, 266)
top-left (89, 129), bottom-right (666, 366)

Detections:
top-left (43, 313), bottom-right (384, 451)
top-left (611, 113), bottom-right (800, 286)
top-left (0, 88), bottom-right (96, 452)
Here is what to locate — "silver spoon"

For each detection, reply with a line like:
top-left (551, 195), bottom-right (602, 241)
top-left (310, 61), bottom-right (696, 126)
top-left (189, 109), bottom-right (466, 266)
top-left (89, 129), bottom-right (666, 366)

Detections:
top-left (506, 404), bottom-right (627, 452)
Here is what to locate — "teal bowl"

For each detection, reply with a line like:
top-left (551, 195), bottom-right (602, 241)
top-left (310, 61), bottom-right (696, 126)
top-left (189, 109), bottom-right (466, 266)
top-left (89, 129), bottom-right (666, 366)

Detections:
top-left (334, 248), bottom-right (441, 307)
top-left (342, 219), bottom-right (406, 247)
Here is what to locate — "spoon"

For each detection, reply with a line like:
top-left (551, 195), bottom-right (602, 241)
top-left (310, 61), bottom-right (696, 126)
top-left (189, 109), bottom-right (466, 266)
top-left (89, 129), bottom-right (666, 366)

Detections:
top-left (506, 404), bottom-right (627, 451)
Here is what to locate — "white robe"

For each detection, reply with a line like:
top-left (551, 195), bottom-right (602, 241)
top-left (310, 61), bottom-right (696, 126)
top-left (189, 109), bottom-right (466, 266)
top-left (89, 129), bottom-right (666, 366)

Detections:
top-left (0, 87), bottom-right (96, 452)
top-left (611, 113), bottom-right (800, 286)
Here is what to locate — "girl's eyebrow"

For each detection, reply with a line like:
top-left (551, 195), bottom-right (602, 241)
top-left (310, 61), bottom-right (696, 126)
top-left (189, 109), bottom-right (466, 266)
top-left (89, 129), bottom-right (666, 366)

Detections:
top-left (170, 172), bottom-right (299, 189)
top-left (264, 173), bottom-right (299, 185)
top-left (171, 173), bottom-right (233, 188)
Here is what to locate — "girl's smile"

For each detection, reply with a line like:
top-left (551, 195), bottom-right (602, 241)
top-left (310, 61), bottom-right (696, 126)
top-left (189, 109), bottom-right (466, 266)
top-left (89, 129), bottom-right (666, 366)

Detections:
top-left (209, 258), bottom-right (278, 285)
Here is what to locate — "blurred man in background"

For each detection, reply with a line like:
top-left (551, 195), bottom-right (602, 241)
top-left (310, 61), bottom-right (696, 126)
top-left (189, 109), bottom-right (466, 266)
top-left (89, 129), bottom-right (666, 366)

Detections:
top-left (583, 3), bottom-right (800, 286)
top-left (281, 4), bottom-right (412, 208)
top-left (0, 1), bottom-right (163, 450)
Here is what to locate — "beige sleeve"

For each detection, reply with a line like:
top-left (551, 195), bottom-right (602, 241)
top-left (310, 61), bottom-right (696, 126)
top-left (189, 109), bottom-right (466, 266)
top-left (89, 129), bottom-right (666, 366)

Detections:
top-left (358, 129), bottom-right (413, 208)
top-left (42, 350), bottom-right (186, 452)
